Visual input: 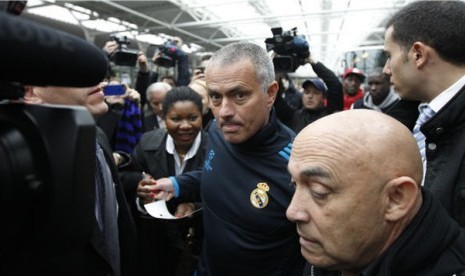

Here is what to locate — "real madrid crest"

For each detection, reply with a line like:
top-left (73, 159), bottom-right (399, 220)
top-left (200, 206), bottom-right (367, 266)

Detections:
top-left (250, 182), bottom-right (269, 209)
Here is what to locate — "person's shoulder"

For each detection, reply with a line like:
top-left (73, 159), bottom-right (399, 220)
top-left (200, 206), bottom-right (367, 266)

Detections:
top-left (276, 121), bottom-right (296, 161)
top-left (139, 128), bottom-right (167, 149)
top-left (206, 119), bottom-right (222, 138)
top-left (352, 98), bottom-right (365, 109)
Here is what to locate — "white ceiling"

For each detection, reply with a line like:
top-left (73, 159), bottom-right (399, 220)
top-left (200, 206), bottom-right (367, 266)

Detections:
top-left (24, 0), bottom-right (416, 71)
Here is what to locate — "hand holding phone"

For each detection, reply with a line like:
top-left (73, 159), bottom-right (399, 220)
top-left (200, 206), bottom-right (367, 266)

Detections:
top-left (103, 84), bottom-right (126, 96)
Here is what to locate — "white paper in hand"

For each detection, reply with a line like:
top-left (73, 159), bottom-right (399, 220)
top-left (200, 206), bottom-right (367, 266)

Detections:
top-left (144, 200), bottom-right (203, 220)
top-left (144, 200), bottom-right (178, 219)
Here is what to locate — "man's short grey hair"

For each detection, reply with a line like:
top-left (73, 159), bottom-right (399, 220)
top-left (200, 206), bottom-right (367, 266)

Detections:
top-left (207, 42), bottom-right (275, 93)
top-left (146, 82), bottom-right (172, 100)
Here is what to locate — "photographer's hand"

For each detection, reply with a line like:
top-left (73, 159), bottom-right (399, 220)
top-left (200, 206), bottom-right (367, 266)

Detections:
top-left (305, 53), bottom-right (317, 65)
top-left (103, 41), bottom-right (118, 56)
top-left (137, 52), bottom-right (149, 73)
top-left (152, 51), bottom-right (163, 64)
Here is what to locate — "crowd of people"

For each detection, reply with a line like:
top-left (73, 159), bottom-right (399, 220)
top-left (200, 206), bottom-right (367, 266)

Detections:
top-left (3, 1), bottom-right (465, 275)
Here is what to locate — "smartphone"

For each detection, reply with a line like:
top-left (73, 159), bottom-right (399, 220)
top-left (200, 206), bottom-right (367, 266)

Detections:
top-left (103, 84), bottom-right (126, 96)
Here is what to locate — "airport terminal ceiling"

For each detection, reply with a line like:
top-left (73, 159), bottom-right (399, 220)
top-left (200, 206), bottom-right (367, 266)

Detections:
top-left (23, 0), bottom-right (441, 73)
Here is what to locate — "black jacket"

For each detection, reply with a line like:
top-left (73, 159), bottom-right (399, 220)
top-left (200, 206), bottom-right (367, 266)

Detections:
top-left (422, 85), bottom-right (465, 227)
top-left (275, 62), bottom-right (343, 133)
top-left (119, 128), bottom-right (208, 276)
top-left (96, 128), bottom-right (138, 276)
top-left (305, 189), bottom-right (465, 276)
top-left (175, 109), bottom-right (305, 275)
top-left (353, 92), bottom-right (420, 131)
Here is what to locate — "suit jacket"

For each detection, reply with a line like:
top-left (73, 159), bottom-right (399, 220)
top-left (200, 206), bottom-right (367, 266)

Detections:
top-left (119, 128), bottom-right (208, 276)
top-left (96, 128), bottom-right (138, 276)
top-left (143, 112), bottom-right (160, 132)
top-left (422, 85), bottom-right (465, 227)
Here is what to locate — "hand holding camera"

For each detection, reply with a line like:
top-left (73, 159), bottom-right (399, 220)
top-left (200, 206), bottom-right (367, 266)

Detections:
top-left (265, 27), bottom-right (309, 72)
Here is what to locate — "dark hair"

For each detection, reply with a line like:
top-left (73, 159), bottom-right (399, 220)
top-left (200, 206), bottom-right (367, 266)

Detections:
top-left (162, 86), bottom-right (203, 117)
top-left (386, 1), bottom-right (465, 65)
top-left (161, 75), bottom-right (177, 86)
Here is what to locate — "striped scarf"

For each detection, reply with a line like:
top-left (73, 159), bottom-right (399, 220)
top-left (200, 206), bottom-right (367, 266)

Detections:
top-left (114, 98), bottom-right (142, 153)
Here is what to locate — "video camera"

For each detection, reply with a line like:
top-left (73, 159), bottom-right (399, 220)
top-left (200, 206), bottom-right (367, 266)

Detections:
top-left (153, 39), bottom-right (183, 68)
top-left (109, 34), bottom-right (138, 67)
top-left (0, 8), bottom-right (107, 273)
top-left (265, 27), bottom-right (310, 73)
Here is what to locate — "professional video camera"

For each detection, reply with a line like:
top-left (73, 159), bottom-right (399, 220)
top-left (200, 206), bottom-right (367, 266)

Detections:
top-left (0, 8), bottom-right (108, 273)
top-left (109, 34), bottom-right (138, 66)
top-left (265, 27), bottom-right (310, 73)
top-left (153, 39), bottom-right (184, 68)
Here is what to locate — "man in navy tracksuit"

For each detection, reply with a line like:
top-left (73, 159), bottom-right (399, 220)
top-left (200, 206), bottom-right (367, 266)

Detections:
top-left (138, 42), bottom-right (305, 275)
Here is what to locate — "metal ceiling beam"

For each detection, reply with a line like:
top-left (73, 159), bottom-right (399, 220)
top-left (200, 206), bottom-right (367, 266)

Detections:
top-left (100, 0), bottom-right (224, 48)
top-left (208, 28), bottom-right (386, 43)
top-left (148, 5), bottom-right (401, 29)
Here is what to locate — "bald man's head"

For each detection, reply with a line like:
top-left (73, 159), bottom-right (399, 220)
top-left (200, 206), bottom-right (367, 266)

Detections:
top-left (286, 109), bottom-right (424, 271)
top-left (292, 109), bottom-right (423, 185)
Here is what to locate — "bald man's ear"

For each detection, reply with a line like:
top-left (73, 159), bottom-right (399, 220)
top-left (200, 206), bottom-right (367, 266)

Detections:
top-left (266, 80), bottom-right (278, 108)
top-left (384, 176), bottom-right (420, 222)
top-left (23, 86), bottom-right (43, 104)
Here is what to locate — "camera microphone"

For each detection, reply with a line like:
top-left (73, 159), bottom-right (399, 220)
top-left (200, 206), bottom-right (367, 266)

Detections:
top-left (0, 12), bottom-right (108, 88)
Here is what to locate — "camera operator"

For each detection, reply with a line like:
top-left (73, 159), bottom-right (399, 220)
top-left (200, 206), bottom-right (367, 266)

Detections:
top-left (135, 36), bottom-right (190, 110)
top-left (267, 28), bottom-right (343, 132)
top-left (273, 54), bottom-right (343, 132)
top-left (23, 83), bottom-right (138, 276)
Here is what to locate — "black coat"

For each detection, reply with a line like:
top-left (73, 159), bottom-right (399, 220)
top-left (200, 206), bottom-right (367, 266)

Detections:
top-left (422, 85), bottom-right (465, 227)
top-left (353, 98), bottom-right (420, 131)
top-left (275, 62), bottom-right (343, 133)
top-left (306, 189), bottom-right (465, 276)
top-left (120, 128), bottom-right (208, 276)
top-left (96, 128), bottom-right (138, 276)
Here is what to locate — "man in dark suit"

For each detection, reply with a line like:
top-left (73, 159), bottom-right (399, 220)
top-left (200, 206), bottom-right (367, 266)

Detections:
top-left (143, 82), bottom-right (171, 132)
top-left (383, 0), bottom-right (465, 227)
top-left (23, 83), bottom-right (137, 276)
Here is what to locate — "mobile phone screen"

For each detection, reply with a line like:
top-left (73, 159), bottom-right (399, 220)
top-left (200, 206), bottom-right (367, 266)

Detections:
top-left (103, 84), bottom-right (126, 96)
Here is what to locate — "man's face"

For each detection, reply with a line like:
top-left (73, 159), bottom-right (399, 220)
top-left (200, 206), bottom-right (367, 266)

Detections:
top-left (286, 141), bottom-right (389, 271)
top-left (383, 26), bottom-right (420, 101)
top-left (148, 89), bottom-right (168, 117)
top-left (32, 84), bottom-right (108, 116)
top-left (206, 59), bottom-right (275, 144)
top-left (302, 85), bottom-right (325, 110)
top-left (343, 75), bottom-right (362, 96)
top-left (367, 74), bottom-right (391, 104)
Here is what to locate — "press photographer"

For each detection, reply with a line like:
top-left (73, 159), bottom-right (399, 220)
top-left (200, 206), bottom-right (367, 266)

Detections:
top-left (107, 34), bottom-right (139, 67)
top-left (134, 36), bottom-right (190, 110)
top-left (153, 39), bottom-right (185, 68)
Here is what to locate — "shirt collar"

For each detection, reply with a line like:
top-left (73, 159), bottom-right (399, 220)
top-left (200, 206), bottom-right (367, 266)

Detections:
top-left (166, 132), bottom-right (202, 160)
top-left (429, 73), bottom-right (465, 113)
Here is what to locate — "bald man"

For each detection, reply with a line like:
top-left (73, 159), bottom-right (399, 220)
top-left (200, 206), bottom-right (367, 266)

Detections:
top-left (286, 109), bottom-right (465, 275)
